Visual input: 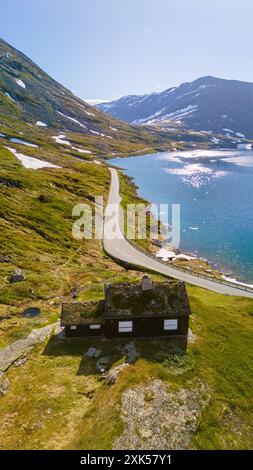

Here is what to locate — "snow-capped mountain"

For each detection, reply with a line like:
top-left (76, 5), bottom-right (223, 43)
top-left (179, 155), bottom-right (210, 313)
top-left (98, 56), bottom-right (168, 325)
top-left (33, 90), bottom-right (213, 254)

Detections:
top-left (97, 76), bottom-right (253, 139)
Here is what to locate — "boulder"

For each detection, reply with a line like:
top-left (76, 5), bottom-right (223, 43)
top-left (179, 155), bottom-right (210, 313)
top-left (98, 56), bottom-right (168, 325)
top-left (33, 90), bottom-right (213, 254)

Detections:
top-left (0, 378), bottom-right (9, 396)
top-left (38, 194), bottom-right (49, 203)
top-left (10, 268), bottom-right (25, 283)
top-left (106, 364), bottom-right (128, 385)
top-left (0, 255), bottom-right (12, 263)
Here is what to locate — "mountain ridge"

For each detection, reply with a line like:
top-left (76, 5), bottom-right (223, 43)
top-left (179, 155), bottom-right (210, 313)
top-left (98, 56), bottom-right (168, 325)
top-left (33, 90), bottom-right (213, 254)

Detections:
top-left (0, 36), bottom-right (170, 158)
top-left (97, 76), bottom-right (253, 140)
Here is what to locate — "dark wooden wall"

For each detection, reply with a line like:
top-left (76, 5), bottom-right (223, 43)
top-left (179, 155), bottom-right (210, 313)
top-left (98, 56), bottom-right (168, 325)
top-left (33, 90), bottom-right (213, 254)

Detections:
top-left (105, 316), bottom-right (189, 338)
top-left (65, 315), bottom-right (189, 338)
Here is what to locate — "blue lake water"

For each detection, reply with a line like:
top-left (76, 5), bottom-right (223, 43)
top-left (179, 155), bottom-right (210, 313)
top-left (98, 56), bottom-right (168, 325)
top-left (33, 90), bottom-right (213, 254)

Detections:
top-left (109, 149), bottom-right (253, 283)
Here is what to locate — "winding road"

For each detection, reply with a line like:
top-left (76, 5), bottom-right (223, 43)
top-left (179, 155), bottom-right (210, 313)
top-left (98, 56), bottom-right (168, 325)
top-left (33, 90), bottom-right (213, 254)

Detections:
top-left (103, 168), bottom-right (253, 299)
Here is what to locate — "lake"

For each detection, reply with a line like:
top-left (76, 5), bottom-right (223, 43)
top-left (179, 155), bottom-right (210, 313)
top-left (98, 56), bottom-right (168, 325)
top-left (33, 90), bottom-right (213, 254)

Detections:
top-left (109, 149), bottom-right (253, 283)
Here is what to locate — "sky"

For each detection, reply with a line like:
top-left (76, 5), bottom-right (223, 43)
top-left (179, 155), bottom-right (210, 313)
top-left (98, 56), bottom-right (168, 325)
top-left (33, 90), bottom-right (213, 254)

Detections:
top-left (1, 0), bottom-right (253, 102)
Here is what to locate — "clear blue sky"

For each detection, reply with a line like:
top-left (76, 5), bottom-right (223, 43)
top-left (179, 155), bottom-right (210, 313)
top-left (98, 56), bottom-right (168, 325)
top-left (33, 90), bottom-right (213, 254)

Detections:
top-left (1, 0), bottom-right (253, 101)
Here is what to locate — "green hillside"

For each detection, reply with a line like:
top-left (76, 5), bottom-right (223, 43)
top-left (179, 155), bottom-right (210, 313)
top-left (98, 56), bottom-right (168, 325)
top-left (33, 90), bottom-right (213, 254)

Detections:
top-left (1, 38), bottom-right (253, 451)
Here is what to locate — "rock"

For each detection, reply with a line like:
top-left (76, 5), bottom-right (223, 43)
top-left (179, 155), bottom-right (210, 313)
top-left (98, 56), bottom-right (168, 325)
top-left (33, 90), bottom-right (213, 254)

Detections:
top-left (0, 255), bottom-right (12, 263)
top-left (29, 288), bottom-right (36, 299)
top-left (38, 194), bottom-right (49, 203)
top-left (152, 239), bottom-right (162, 247)
top-left (14, 355), bottom-right (27, 367)
top-left (126, 350), bottom-right (140, 364)
top-left (188, 328), bottom-right (197, 344)
top-left (122, 342), bottom-right (140, 364)
top-left (10, 268), bottom-right (25, 283)
top-left (94, 349), bottom-right (101, 359)
top-left (56, 329), bottom-right (65, 341)
top-left (113, 380), bottom-right (210, 450)
top-left (106, 363), bottom-right (128, 385)
top-left (0, 378), bottom-right (9, 396)
top-left (0, 322), bottom-right (59, 374)
top-left (96, 356), bottom-right (111, 372)
top-left (86, 347), bottom-right (101, 359)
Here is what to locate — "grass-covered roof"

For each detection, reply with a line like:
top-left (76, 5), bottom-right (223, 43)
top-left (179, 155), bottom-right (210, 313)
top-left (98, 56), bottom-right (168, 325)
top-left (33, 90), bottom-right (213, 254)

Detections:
top-left (61, 300), bottom-right (105, 325)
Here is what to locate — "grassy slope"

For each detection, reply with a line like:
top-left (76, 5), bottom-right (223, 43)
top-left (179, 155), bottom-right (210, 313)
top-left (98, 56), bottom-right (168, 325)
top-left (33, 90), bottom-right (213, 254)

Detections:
top-left (1, 135), bottom-right (253, 450)
top-left (0, 144), bottom-right (149, 347)
top-left (0, 287), bottom-right (253, 449)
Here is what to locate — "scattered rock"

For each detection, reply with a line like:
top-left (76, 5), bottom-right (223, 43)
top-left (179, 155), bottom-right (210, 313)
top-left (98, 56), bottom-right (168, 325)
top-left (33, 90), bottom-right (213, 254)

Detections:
top-left (0, 378), bottom-right (9, 396)
top-left (114, 380), bottom-right (210, 450)
top-left (86, 347), bottom-right (101, 359)
top-left (188, 328), bottom-right (197, 344)
top-left (10, 268), bottom-right (25, 283)
top-left (83, 389), bottom-right (96, 400)
top-left (0, 322), bottom-right (60, 373)
top-left (122, 341), bottom-right (140, 364)
top-left (72, 290), bottom-right (78, 299)
top-left (106, 363), bottom-right (128, 385)
top-left (0, 177), bottom-right (22, 189)
top-left (0, 255), bottom-right (12, 263)
top-left (96, 355), bottom-right (111, 372)
top-left (14, 355), bottom-right (27, 367)
top-left (29, 288), bottom-right (36, 299)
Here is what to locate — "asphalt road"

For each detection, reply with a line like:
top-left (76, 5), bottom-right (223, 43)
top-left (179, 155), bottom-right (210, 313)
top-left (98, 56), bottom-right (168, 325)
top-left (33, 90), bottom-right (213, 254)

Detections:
top-left (103, 168), bottom-right (253, 298)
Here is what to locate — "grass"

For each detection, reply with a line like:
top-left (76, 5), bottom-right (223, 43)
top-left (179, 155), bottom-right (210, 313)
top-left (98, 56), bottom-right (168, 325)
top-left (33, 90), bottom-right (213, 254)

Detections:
top-left (0, 145), bottom-right (148, 347)
top-left (1, 286), bottom-right (253, 449)
top-left (1, 125), bottom-right (253, 450)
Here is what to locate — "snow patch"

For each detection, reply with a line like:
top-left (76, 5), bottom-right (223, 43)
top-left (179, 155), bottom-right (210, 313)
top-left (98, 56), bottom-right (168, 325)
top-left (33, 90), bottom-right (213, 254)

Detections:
top-left (15, 79), bottom-right (26, 89)
top-left (6, 147), bottom-right (61, 170)
top-left (36, 121), bottom-right (48, 127)
top-left (235, 132), bottom-right (245, 138)
top-left (56, 111), bottom-right (87, 129)
top-left (210, 137), bottom-right (220, 144)
top-left (5, 92), bottom-right (16, 103)
top-left (52, 134), bottom-right (71, 146)
top-left (71, 147), bottom-right (92, 154)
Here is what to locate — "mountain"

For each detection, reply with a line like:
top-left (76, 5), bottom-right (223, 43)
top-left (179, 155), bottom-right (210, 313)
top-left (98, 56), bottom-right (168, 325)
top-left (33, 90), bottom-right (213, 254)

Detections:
top-left (0, 37), bottom-right (166, 157)
top-left (97, 76), bottom-right (253, 140)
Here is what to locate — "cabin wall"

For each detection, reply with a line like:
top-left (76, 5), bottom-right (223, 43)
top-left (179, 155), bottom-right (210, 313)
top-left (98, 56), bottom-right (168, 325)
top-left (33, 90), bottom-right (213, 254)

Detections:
top-left (64, 316), bottom-right (189, 339)
top-left (65, 324), bottom-right (105, 338)
top-left (105, 315), bottom-right (189, 338)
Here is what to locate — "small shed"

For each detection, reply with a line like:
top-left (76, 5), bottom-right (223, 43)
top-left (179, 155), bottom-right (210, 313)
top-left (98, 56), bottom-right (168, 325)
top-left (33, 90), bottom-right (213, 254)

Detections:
top-left (61, 276), bottom-right (191, 339)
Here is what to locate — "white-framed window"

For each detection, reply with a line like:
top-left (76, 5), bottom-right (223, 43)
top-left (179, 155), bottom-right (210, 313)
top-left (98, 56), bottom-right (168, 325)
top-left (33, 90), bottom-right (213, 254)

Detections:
top-left (70, 325), bottom-right (77, 330)
top-left (164, 319), bottom-right (178, 331)
top-left (89, 324), bottom-right (101, 330)
top-left (118, 321), bottom-right (133, 333)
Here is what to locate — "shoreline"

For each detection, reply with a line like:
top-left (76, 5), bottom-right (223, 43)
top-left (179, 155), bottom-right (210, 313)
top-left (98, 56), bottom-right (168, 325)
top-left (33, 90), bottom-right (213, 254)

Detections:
top-left (108, 152), bottom-right (253, 286)
top-left (153, 244), bottom-right (253, 288)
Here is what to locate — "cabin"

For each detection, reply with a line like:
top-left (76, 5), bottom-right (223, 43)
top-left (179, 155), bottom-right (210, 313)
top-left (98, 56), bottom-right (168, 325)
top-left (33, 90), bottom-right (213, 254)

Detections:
top-left (61, 275), bottom-right (191, 339)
